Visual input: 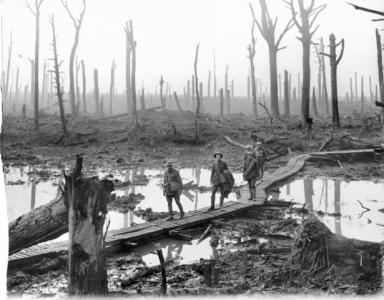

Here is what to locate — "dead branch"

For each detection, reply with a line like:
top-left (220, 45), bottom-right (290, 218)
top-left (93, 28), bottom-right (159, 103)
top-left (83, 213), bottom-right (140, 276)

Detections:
top-left (347, 3), bottom-right (384, 17)
top-left (258, 101), bottom-right (273, 124)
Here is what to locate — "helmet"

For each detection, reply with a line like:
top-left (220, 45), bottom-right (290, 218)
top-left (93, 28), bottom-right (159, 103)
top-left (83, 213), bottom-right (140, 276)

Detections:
top-left (256, 141), bottom-right (262, 146)
top-left (245, 144), bottom-right (252, 149)
top-left (213, 152), bottom-right (223, 158)
top-left (166, 161), bottom-right (173, 166)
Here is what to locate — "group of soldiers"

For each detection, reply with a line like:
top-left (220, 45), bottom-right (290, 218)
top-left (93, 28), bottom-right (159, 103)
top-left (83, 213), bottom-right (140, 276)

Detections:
top-left (163, 141), bottom-right (268, 221)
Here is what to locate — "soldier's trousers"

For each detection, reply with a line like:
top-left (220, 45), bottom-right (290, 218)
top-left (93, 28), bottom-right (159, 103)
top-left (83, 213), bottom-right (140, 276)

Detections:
top-left (247, 177), bottom-right (257, 200)
top-left (211, 184), bottom-right (225, 208)
top-left (166, 192), bottom-right (184, 215)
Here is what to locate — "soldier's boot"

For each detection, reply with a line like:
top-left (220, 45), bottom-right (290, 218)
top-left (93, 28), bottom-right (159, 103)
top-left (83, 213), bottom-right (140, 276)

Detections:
top-left (252, 188), bottom-right (257, 201)
top-left (247, 189), bottom-right (253, 200)
top-left (166, 202), bottom-right (173, 221)
top-left (176, 202), bottom-right (185, 219)
top-left (219, 195), bottom-right (225, 208)
top-left (208, 195), bottom-right (215, 211)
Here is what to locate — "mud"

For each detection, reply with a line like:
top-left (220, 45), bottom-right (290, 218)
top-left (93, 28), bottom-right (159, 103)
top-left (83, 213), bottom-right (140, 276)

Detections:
top-left (3, 111), bottom-right (384, 296)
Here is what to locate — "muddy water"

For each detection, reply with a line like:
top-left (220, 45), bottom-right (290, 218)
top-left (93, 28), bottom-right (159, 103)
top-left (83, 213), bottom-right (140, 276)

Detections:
top-left (4, 165), bottom-right (243, 229)
top-left (270, 178), bottom-right (384, 243)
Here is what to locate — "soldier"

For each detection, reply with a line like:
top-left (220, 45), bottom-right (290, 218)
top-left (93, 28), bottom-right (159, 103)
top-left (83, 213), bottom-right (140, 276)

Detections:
top-left (243, 145), bottom-right (258, 200)
top-left (163, 161), bottom-right (184, 220)
top-left (255, 141), bottom-right (268, 179)
top-left (209, 152), bottom-right (228, 210)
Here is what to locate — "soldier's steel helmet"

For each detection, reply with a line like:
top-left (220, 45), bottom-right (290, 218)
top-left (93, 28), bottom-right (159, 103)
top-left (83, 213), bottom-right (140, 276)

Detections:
top-left (213, 152), bottom-right (223, 158)
top-left (166, 161), bottom-right (173, 166)
top-left (256, 141), bottom-right (262, 145)
top-left (245, 144), bottom-right (252, 149)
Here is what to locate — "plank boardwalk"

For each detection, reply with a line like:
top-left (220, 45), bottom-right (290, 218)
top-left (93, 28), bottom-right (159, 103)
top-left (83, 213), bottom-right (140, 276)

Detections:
top-left (8, 148), bottom-right (378, 266)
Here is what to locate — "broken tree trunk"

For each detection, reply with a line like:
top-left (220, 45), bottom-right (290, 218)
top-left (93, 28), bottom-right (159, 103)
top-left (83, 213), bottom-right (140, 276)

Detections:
top-left (321, 34), bottom-right (344, 128)
top-left (312, 86), bottom-right (318, 117)
top-left (131, 40), bottom-right (139, 127)
top-left (225, 65), bottom-right (229, 114)
top-left (109, 60), bottom-right (116, 116)
top-left (49, 15), bottom-right (68, 137)
top-left (173, 92), bottom-right (183, 112)
top-left (376, 29), bottom-right (384, 123)
top-left (94, 69), bottom-right (100, 116)
top-left (284, 70), bottom-right (290, 117)
top-left (81, 59), bottom-right (87, 114)
top-left (65, 155), bottom-right (112, 295)
top-left (8, 192), bottom-right (67, 255)
top-left (140, 87), bottom-right (146, 111)
top-left (124, 20), bottom-right (133, 113)
top-left (361, 76), bottom-right (365, 114)
top-left (247, 21), bottom-right (258, 117)
top-left (160, 76), bottom-right (166, 111)
top-left (194, 44), bottom-right (201, 117)
top-left (207, 70), bottom-right (211, 98)
top-left (61, 0), bottom-right (86, 118)
top-left (219, 88), bottom-right (224, 117)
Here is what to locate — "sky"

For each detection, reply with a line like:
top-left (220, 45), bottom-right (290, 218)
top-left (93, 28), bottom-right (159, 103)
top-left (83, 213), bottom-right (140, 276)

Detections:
top-left (1, 0), bottom-right (384, 97)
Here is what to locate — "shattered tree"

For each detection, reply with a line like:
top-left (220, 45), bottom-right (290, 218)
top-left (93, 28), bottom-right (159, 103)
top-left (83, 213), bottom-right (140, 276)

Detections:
top-left (247, 20), bottom-right (258, 117)
top-left (60, 0), bottom-right (86, 117)
top-left (65, 156), bottom-right (113, 295)
top-left (250, 0), bottom-right (293, 117)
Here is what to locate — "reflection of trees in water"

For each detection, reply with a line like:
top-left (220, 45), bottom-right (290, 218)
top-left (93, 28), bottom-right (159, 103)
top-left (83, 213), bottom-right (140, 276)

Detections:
top-left (334, 179), bottom-right (341, 235)
top-left (30, 166), bottom-right (36, 211)
top-left (286, 183), bottom-right (290, 195)
top-left (324, 179), bottom-right (328, 213)
top-left (303, 178), bottom-right (314, 210)
top-left (195, 167), bottom-right (201, 210)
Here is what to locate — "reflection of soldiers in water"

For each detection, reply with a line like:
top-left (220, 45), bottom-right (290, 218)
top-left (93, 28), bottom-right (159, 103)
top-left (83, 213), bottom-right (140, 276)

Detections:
top-left (166, 243), bottom-right (183, 261)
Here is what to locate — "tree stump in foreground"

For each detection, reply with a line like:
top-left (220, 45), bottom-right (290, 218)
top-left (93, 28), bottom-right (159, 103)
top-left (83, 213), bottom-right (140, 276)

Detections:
top-left (64, 155), bottom-right (113, 296)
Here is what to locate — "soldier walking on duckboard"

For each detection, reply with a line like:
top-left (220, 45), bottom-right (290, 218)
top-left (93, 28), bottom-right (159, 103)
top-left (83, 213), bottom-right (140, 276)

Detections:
top-left (243, 145), bottom-right (258, 200)
top-left (209, 152), bottom-right (228, 210)
top-left (163, 162), bottom-right (184, 220)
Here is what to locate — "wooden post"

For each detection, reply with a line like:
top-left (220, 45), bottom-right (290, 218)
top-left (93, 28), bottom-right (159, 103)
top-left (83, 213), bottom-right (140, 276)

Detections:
top-left (219, 88), bottom-right (224, 117)
top-left (109, 60), bottom-right (116, 116)
top-left (61, 0), bottom-right (86, 118)
top-left (94, 69), bottom-right (100, 116)
top-left (65, 155), bottom-right (111, 295)
top-left (376, 29), bottom-right (384, 121)
top-left (81, 60), bottom-right (87, 114)
top-left (284, 70), bottom-right (290, 117)
top-left (49, 15), bottom-right (68, 137)
top-left (312, 86), bottom-right (318, 117)
top-left (155, 248), bottom-right (167, 295)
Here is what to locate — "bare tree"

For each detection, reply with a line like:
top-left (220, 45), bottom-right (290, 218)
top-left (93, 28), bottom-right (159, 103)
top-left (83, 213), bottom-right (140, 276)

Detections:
top-left (49, 15), bottom-right (68, 136)
top-left (376, 29), bottom-right (384, 122)
top-left (284, 70), bottom-right (290, 116)
top-left (250, 0), bottom-right (293, 117)
top-left (80, 59), bottom-right (87, 114)
top-left (131, 40), bottom-right (138, 127)
top-left (286, 0), bottom-right (326, 124)
top-left (26, 0), bottom-right (45, 130)
top-left (159, 75), bottom-right (165, 111)
top-left (247, 21), bottom-right (257, 117)
top-left (124, 20), bottom-right (134, 113)
top-left (109, 60), bottom-right (116, 116)
top-left (4, 32), bottom-right (12, 111)
top-left (60, 0), bottom-right (86, 118)
top-left (213, 51), bottom-right (217, 98)
top-left (207, 70), bottom-right (211, 98)
top-left (194, 44), bottom-right (201, 117)
top-left (320, 34), bottom-right (345, 128)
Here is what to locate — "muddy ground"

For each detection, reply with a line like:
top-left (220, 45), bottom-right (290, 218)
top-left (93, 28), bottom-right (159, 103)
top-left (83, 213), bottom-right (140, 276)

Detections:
top-left (2, 110), bottom-right (384, 296)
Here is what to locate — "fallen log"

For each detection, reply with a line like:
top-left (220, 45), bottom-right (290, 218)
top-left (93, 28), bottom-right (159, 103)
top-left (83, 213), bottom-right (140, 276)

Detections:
top-left (94, 106), bottom-right (162, 121)
top-left (197, 224), bottom-right (212, 244)
top-left (168, 230), bottom-right (193, 241)
top-left (8, 192), bottom-right (68, 256)
top-left (121, 260), bottom-right (173, 288)
top-left (318, 136), bottom-right (333, 151)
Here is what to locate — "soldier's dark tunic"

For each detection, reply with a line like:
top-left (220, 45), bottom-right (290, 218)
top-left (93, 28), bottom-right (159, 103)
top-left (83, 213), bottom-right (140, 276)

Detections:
top-left (163, 168), bottom-right (184, 217)
top-left (210, 160), bottom-right (228, 209)
top-left (243, 151), bottom-right (258, 200)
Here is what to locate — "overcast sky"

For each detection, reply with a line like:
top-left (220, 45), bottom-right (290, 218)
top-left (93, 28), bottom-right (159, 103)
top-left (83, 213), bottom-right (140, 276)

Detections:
top-left (2, 0), bottom-right (384, 97)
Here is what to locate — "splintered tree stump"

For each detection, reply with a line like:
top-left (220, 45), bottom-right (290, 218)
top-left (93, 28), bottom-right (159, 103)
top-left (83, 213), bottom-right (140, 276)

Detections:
top-left (64, 155), bottom-right (113, 296)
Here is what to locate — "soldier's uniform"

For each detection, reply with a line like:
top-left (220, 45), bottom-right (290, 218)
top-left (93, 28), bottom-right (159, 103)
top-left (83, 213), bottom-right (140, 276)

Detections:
top-left (255, 142), bottom-right (268, 179)
top-left (243, 145), bottom-right (258, 200)
top-left (210, 152), bottom-right (228, 210)
top-left (163, 163), bottom-right (184, 220)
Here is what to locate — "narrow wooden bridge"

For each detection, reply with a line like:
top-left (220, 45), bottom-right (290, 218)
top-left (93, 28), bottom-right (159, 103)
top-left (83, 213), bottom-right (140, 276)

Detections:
top-left (8, 148), bottom-right (379, 268)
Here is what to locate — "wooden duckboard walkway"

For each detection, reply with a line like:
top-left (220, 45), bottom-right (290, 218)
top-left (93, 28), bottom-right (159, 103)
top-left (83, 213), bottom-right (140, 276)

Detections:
top-left (8, 148), bottom-right (379, 267)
